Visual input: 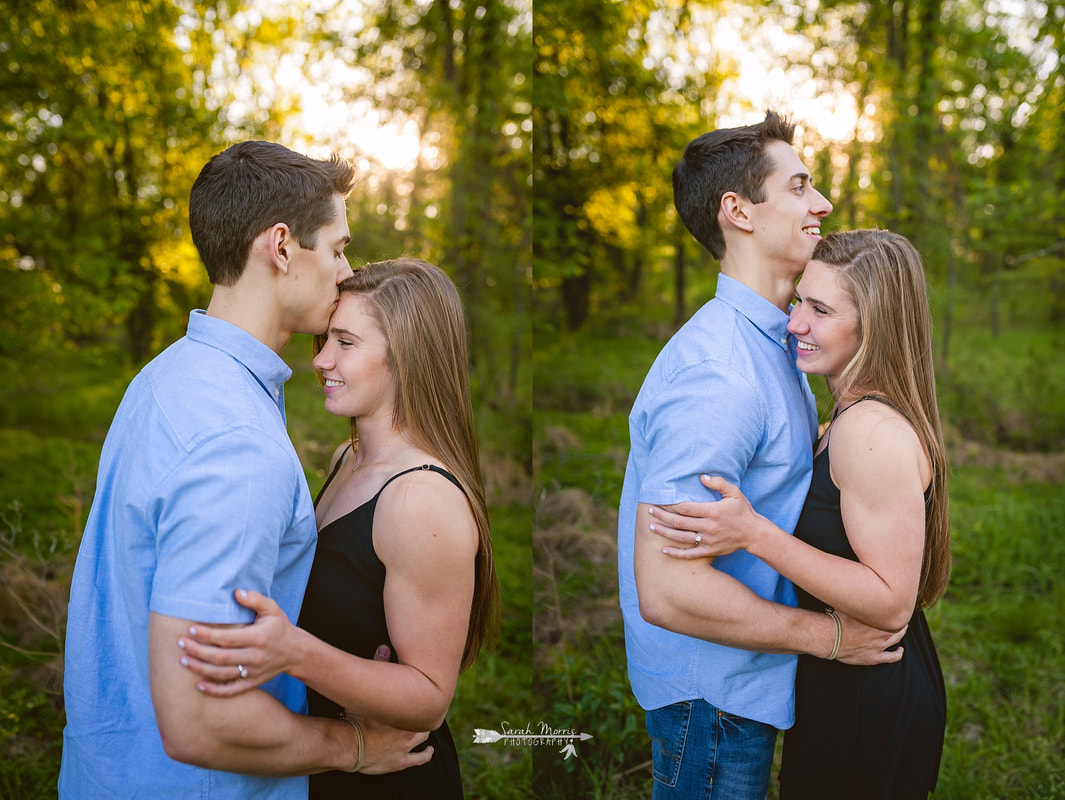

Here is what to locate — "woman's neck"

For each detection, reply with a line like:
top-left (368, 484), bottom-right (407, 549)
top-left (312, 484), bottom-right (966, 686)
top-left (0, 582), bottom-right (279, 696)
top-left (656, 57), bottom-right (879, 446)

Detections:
top-left (351, 421), bottom-right (410, 473)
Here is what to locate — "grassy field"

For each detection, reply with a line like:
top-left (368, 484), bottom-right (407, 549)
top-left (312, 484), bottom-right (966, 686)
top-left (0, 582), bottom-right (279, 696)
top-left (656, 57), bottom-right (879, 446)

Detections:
top-left (2, 300), bottom-right (1062, 799)
top-left (532, 309), bottom-right (1065, 799)
top-left (0, 336), bottom-right (532, 799)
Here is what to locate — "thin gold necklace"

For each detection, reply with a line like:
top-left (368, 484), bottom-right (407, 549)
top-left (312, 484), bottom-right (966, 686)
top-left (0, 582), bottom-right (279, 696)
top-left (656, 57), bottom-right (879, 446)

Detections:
top-left (351, 434), bottom-right (405, 473)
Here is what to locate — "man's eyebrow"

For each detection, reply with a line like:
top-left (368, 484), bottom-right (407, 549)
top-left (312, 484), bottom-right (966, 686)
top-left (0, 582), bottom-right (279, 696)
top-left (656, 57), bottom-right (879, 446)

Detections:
top-left (791, 171), bottom-right (812, 184)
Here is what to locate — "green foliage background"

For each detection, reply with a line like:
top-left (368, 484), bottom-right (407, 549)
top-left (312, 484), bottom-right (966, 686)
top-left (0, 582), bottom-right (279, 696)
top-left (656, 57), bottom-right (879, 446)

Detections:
top-left (2, 0), bottom-right (534, 796)
top-left (531, 0), bottom-right (1064, 797)
top-left (533, 315), bottom-right (1065, 799)
top-left (3, 0), bottom-right (1064, 798)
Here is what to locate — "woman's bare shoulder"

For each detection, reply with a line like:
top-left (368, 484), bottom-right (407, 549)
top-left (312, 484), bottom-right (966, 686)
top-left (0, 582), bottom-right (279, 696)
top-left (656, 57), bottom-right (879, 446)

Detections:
top-left (829, 401), bottom-right (927, 487)
top-left (373, 463), bottom-right (477, 560)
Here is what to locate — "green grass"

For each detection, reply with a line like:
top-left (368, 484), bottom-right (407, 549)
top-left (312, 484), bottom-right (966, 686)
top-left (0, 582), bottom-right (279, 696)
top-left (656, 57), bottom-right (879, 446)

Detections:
top-left (0, 338), bottom-right (533, 799)
top-left (2, 303), bottom-right (1061, 798)
top-left (933, 469), bottom-right (1065, 798)
top-left (451, 502), bottom-right (534, 797)
top-left (532, 318), bottom-right (1065, 799)
top-left (937, 326), bottom-right (1065, 452)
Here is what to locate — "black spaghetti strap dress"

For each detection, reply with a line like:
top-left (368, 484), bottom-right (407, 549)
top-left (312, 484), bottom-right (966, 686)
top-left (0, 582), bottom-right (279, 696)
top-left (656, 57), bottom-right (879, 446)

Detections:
top-left (779, 399), bottom-right (946, 799)
top-left (299, 452), bottom-right (465, 799)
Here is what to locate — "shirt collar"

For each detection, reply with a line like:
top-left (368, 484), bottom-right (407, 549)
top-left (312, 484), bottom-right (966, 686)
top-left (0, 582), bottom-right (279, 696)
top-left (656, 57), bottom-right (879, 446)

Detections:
top-left (715, 274), bottom-right (792, 351)
top-left (185, 310), bottom-right (292, 406)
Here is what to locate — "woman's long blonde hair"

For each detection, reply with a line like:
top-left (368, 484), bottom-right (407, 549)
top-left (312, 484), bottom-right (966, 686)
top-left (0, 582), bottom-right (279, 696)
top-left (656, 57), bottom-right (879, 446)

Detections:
top-left (315, 257), bottom-right (499, 667)
top-left (813, 230), bottom-right (951, 607)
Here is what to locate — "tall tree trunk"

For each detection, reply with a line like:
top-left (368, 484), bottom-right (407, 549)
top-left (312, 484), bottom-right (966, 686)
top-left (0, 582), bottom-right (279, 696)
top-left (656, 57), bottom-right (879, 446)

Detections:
top-left (885, 2), bottom-right (911, 227)
top-left (562, 272), bottom-right (591, 331)
top-left (126, 269), bottom-right (157, 363)
top-left (673, 228), bottom-right (686, 329)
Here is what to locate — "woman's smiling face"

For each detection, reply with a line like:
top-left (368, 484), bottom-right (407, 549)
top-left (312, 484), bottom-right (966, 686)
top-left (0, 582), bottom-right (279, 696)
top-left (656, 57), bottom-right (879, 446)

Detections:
top-left (312, 293), bottom-right (395, 422)
top-left (788, 259), bottom-right (860, 390)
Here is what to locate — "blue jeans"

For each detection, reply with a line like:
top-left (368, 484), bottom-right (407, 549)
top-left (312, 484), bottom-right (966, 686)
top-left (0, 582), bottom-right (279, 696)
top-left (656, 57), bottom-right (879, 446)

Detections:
top-left (646, 699), bottom-right (777, 800)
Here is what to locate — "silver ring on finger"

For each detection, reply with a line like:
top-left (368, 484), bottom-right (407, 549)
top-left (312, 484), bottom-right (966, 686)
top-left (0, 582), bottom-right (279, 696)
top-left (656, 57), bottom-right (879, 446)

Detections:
top-left (238, 664), bottom-right (249, 679)
top-left (694, 533), bottom-right (702, 544)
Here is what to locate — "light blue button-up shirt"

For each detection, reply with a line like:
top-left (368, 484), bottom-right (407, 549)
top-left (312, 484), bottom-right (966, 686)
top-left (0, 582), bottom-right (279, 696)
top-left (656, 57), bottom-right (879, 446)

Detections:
top-left (618, 275), bottom-right (818, 729)
top-left (60, 310), bottom-right (317, 798)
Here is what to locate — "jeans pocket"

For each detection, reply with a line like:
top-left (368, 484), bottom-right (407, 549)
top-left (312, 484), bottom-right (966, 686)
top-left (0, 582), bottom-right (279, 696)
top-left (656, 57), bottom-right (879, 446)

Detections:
top-left (646, 701), bottom-right (692, 788)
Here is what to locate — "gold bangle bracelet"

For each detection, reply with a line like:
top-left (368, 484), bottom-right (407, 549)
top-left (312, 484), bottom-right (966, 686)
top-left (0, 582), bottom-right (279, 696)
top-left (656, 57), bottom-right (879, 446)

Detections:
top-left (825, 608), bottom-right (842, 661)
top-left (341, 716), bottom-right (364, 773)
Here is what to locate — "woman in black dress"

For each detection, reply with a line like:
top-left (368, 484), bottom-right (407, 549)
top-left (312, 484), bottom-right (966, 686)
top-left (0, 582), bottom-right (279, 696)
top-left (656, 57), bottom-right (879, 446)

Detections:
top-left (649, 230), bottom-right (950, 799)
top-left (176, 258), bottom-right (499, 798)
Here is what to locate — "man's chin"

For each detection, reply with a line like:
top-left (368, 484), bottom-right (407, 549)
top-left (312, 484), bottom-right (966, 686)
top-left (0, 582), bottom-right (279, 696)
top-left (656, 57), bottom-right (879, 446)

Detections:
top-left (307, 312), bottom-right (334, 337)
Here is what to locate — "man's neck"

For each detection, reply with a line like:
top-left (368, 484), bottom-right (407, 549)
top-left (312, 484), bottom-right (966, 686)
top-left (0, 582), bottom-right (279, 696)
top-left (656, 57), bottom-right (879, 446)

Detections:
top-left (206, 283), bottom-right (289, 354)
top-left (718, 256), bottom-right (799, 312)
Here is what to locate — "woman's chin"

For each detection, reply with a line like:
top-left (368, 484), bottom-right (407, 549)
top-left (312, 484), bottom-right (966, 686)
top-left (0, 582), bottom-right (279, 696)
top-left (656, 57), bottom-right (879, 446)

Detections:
top-left (321, 398), bottom-right (348, 418)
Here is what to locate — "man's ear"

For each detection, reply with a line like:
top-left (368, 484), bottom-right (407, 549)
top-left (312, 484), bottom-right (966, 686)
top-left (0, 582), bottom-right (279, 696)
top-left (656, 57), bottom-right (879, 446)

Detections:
top-left (266, 223), bottom-right (292, 275)
top-left (719, 191), bottom-right (754, 233)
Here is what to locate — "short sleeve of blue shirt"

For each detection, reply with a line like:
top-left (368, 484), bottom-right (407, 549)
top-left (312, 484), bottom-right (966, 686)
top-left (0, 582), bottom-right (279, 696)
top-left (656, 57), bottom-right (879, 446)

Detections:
top-left (150, 428), bottom-right (300, 624)
top-left (634, 362), bottom-right (764, 506)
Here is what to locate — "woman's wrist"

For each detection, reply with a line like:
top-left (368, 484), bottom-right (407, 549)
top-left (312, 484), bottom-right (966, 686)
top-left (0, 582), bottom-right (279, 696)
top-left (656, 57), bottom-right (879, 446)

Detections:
top-left (286, 626), bottom-right (315, 683)
top-left (744, 514), bottom-right (775, 559)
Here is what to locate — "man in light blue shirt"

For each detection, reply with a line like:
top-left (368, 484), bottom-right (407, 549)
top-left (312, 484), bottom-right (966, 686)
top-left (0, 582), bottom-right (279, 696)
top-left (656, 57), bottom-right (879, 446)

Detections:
top-left (618, 112), bottom-right (901, 798)
top-left (60, 142), bottom-right (430, 798)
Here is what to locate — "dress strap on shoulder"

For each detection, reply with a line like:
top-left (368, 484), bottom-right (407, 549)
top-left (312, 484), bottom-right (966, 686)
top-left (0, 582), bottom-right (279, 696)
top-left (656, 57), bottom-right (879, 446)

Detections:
top-left (859, 394), bottom-right (892, 408)
top-left (857, 394), bottom-right (911, 422)
top-left (315, 442), bottom-right (355, 504)
top-left (377, 464), bottom-right (466, 498)
top-left (827, 395), bottom-right (914, 450)
top-left (834, 394), bottom-right (907, 421)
